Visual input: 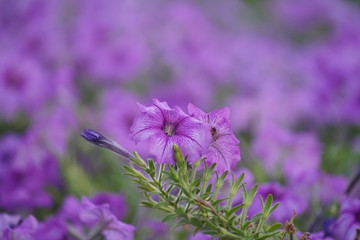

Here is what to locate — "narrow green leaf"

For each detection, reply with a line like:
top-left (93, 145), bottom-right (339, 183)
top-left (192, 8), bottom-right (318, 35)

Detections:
top-left (259, 195), bottom-right (265, 210)
top-left (248, 184), bottom-right (259, 199)
top-left (154, 201), bottom-right (169, 208)
top-left (251, 213), bottom-right (263, 222)
top-left (234, 173), bottom-right (245, 188)
top-left (140, 201), bottom-right (154, 208)
top-left (267, 223), bottom-right (282, 232)
top-left (162, 213), bottom-right (178, 222)
top-left (269, 202), bottom-right (280, 215)
top-left (257, 231), bottom-right (282, 240)
top-left (173, 219), bottom-right (188, 229)
top-left (227, 203), bottom-right (245, 217)
top-left (193, 178), bottom-right (201, 187)
top-left (264, 194), bottom-right (273, 212)
top-left (209, 163), bottom-right (216, 171)
top-left (123, 165), bottom-right (137, 175)
top-left (205, 184), bottom-right (213, 193)
top-left (220, 170), bottom-right (229, 181)
top-left (148, 159), bottom-right (155, 171)
top-left (189, 217), bottom-right (202, 227)
top-left (213, 198), bottom-right (229, 205)
top-left (202, 230), bottom-right (218, 235)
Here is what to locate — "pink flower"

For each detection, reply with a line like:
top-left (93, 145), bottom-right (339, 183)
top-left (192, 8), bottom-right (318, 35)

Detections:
top-left (188, 104), bottom-right (240, 172)
top-left (130, 99), bottom-right (211, 164)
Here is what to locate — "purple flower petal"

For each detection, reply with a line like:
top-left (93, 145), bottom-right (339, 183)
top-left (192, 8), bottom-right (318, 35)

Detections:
top-left (130, 99), bottom-right (211, 164)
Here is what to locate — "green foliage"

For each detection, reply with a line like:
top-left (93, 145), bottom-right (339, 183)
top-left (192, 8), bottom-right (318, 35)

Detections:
top-left (123, 144), bottom-right (285, 239)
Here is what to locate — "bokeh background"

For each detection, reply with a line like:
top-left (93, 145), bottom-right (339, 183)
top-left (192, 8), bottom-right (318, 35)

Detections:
top-left (0, 0), bottom-right (360, 239)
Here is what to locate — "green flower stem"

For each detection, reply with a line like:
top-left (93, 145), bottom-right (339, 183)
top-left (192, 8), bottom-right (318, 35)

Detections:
top-left (255, 217), bottom-right (265, 233)
top-left (240, 204), bottom-right (249, 223)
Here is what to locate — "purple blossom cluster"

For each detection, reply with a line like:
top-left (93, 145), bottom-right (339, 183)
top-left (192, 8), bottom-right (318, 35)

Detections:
top-left (0, 0), bottom-right (359, 239)
top-left (130, 99), bottom-right (240, 172)
top-left (0, 193), bottom-right (134, 240)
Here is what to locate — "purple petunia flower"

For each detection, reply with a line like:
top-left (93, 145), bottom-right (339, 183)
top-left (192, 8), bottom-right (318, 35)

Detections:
top-left (130, 99), bottom-right (211, 164)
top-left (33, 195), bottom-right (133, 240)
top-left (188, 104), bottom-right (240, 173)
top-left (0, 134), bottom-right (60, 211)
top-left (188, 232), bottom-right (212, 240)
top-left (0, 214), bottom-right (38, 240)
top-left (305, 231), bottom-right (334, 240)
top-left (90, 192), bottom-right (128, 220)
top-left (80, 197), bottom-right (135, 240)
top-left (330, 198), bottom-right (360, 240)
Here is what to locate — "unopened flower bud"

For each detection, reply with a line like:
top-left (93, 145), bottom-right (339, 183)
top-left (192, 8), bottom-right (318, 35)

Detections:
top-left (81, 129), bottom-right (133, 159)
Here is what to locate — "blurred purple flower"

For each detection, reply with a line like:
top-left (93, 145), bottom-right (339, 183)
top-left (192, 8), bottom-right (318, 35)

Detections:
top-left (249, 182), bottom-right (308, 222)
top-left (188, 232), bottom-right (212, 240)
top-left (80, 197), bottom-right (135, 240)
top-left (307, 23), bottom-right (360, 124)
top-left (130, 99), bottom-right (211, 164)
top-left (0, 134), bottom-right (60, 211)
top-left (188, 103), bottom-right (240, 172)
top-left (253, 124), bottom-right (321, 185)
top-left (317, 172), bottom-right (347, 204)
top-left (34, 195), bottom-right (133, 240)
top-left (99, 89), bottom-right (147, 154)
top-left (33, 218), bottom-right (70, 240)
top-left (90, 192), bottom-right (127, 220)
top-left (331, 198), bottom-right (360, 240)
top-left (0, 53), bottom-right (49, 119)
top-left (143, 219), bottom-right (168, 239)
top-left (306, 232), bottom-right (334, 240)
top-left (29, 104), bottom-right (77, 155)
top-left (0, 214), bottom-right (38, 240)
top-left (73, 0), bottom-right (149, 82)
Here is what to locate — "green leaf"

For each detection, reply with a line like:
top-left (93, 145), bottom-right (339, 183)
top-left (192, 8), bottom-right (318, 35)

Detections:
top-left (202, 230), bottom-right (218, 235)
top-left (209, 163), bottom-right (216, 172)
top-left (193, 178), bottom-right (201, 187)
top-left (175, 207), bottom-right (185, 216)
top-left (162, 213), bottom-right (178, 222)
top-left (248, 184), bottom-right (259, 199)
top-left (241, 221), bottom-right (252, 230)
top-left (251, 213), bottom-right (263, 222)
top-left (123, 165), bottom-right (137, 175)
top-left (269, 202), bottom-right (280, 215)
top-left (213, 198), bottom-right (229, 205)
top-left (205, 184), bottom-right (213, 193)
top-left (140, 201), bottom-right (154, 208)
top-left (258, 195), bottom-right (265, 211)
top-left (234, 173), bottom-right (245, 188)
top-left (148, 159), bottom-right (155, 171)
top-left (257, 231), bottom-right (282, 240)
top-left (173, 219), bottom-right (188, 229)
top-left (267, 223), bottom-right (282, 232)
top-left (228, 215), bottom-right (237, 225)
top-left (219, 170), bottom-right (229, 181)
top-left (264, 194), bottom-right (273, 213)
top-left (227, 204), bottom-right (245, 217)
top-left (189, 217), bottom-right (203, 227)
top-left (154, 201), bottom-right (169, 208)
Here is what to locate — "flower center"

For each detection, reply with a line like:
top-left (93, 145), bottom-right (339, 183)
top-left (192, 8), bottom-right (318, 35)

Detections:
top-left (163, 122), bottom-right (176, 136)
top-left (211, 127), bottom-right (218, 142)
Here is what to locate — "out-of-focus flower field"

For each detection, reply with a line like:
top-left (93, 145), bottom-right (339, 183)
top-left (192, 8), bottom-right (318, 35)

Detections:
top-left (0, 0), bottom-right (359, 239)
